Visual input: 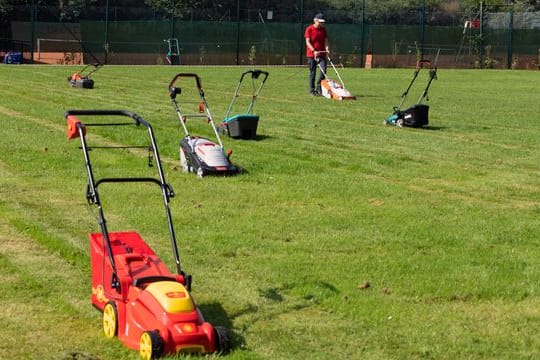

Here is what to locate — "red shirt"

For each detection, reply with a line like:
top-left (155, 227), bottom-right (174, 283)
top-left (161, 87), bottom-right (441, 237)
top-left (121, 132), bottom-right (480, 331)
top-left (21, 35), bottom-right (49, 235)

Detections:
top-left (305, 24), bottom-right (327, 58)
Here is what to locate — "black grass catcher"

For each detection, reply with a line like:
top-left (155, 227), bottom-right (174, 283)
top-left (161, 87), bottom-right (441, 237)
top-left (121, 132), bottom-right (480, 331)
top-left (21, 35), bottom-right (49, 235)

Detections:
top-left (385, 58), bottom-right (438, 128)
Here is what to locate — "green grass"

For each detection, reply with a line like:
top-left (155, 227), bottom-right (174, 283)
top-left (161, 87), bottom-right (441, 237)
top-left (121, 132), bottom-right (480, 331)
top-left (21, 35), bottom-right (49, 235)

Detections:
top-left (0, 64), bottom-right (539, 359)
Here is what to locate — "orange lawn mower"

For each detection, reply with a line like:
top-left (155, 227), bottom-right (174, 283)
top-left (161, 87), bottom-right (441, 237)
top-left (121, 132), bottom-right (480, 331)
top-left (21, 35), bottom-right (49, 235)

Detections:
top-left (65, 110), bottom-right (231, 359)
top-left (67, 63), bottom-right (102, 89)
top-left (316, 53), bottom-right (356, 101)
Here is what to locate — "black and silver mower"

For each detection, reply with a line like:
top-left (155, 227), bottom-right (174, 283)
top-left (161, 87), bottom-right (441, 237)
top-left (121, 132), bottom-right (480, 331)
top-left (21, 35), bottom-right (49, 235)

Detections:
top-left (168, 73), bottom-right (242, 178)
top-left (218, 69), bottom-right (269, 140)
top-left (385, 59), bottom-right (437, 128)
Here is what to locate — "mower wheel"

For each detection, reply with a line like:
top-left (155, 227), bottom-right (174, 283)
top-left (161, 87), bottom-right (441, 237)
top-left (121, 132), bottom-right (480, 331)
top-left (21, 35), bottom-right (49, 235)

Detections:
top-left (214, 326), bottom-right (232, 354)
top-left (102, 302), bottom-right (118, 338)
top-left (139, 330), bottom-right (164, 360)
top-left (196, 167), bottom-right (204, 178)
top-left (218, 124), bottom-right (229, 136)
top-left (396, 118), bottom-right (404, 127)
top-left (179, 149), bottom-right (190, 173)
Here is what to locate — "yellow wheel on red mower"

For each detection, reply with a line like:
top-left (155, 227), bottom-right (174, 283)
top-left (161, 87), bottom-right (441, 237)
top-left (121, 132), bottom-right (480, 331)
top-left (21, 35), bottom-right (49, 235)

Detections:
top-left (102, 302), bottom-right (118, 338)
top-left (139, 330), bottom-right (164, 360)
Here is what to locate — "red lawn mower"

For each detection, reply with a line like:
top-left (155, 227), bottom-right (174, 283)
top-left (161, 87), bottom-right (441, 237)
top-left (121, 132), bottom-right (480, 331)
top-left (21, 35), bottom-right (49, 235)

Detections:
top-left (65, 110), bottom-right (231, 359)
top-left (67, 63), bottom-right (102, 89)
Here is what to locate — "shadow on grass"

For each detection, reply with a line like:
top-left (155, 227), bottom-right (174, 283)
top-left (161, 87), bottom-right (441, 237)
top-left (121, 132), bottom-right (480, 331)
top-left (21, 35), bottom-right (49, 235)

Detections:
top-left (60, 352), bottom-right (100, 360)
top-left (226, 134), bottom-right (271, 141)
top-left (199, 302), bottom-right (246, 351)
top-left (254, 134), bottom-right (272, 141)
top-left (253, 134), bottom-right (273, 141)
top-left (200, 302), bottom-right (235, 328)
top-left (422, 125), bottom-right (447, 131)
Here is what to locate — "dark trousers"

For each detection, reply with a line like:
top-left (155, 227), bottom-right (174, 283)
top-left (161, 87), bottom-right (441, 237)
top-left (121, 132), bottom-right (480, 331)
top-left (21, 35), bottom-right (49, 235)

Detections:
top-left (308, 57), bottom-right (327, 94)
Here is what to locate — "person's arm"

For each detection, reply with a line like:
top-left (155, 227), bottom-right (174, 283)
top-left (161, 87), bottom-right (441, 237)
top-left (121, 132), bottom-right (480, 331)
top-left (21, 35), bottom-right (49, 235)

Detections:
top-left (305, 26), bottom-right (316, 57)
top-left (306, 38), bottom-right (315, 53)
top-left (325, 37), bottom-right (330, 54)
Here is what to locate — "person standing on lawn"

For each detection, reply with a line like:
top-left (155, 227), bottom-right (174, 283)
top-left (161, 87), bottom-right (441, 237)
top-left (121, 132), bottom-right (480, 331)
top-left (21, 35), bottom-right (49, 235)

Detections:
top-left (305, 13), bottom-right (330, 96)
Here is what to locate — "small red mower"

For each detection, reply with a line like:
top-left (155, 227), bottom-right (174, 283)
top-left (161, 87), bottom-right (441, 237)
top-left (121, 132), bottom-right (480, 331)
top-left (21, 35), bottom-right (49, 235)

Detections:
top-left (67, 63), bottom-right (102, 89)
top-left (65, 110), bottom-right (231, 359)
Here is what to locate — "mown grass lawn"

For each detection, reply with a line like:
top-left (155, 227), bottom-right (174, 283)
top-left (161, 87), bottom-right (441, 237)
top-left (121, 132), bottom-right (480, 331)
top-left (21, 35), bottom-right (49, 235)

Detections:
top-left (0, 64), bottom-right (539, 359)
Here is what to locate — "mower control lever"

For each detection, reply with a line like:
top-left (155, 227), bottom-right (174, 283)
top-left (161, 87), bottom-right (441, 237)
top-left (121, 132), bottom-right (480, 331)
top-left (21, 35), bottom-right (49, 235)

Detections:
top-left (111, 273), bottom-right (121, 293)
top-left (184, 273), bottom-right (192, 292)
top-left (169, 86), bottom-right (181, 99)
top-left (165, 183), bottom-right (175, 198)
top-left (86, 183), bottom-right (97, 204)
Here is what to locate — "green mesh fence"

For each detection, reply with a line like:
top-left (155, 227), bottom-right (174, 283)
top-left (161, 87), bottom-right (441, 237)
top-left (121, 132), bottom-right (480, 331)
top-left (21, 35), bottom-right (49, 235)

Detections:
top-left (4, 4), bottom-right (540, 69)
top-left (76, 20), bottom-right (538, 68)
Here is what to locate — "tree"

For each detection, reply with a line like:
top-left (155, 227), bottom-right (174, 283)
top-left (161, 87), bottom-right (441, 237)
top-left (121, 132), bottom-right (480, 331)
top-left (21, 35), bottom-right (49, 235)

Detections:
top-left (54, 0), bottom-right (99, 20)
top-left (144, 0), bottom-right (236, 19)
top-left (0, 0), bottom-right (13, 15)
top-left (461, 0), bottom-right (540, 10)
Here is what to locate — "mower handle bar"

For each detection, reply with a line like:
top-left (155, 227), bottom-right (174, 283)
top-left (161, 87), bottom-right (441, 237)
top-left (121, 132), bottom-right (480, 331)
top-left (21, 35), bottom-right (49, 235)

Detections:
top-left (316, 54), bottom-right (348, 90)
top-left (74, 62), bottom-right (101, 74)
top-left (416, 48), bottom-right (440, 72)
top-left (168, 73), bottom-right (204, 97)
top-left (64, 109), bottom-right (150, 129)
top-left (168, 74), bottom-right (225, 149)
top-left (240, 69), bottom-right (269, 81)
top-left (396, 59), bottom-right (438, 109)
top-left (67, 109), bottom-right (185, 282)
top-left (225, 69), bottom-right (270, 119)
top-left (416, 59), bottom-right (433, 68)
top-left (93, 178), bottom-right (174, 198)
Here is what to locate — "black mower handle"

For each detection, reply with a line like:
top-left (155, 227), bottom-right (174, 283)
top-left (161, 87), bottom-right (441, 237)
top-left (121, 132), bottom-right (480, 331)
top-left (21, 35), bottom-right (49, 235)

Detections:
top-left (415, 59), bottom-right (436, 70)
top-left (93, 177), bottom-right (175, 198)
top-left (64, 109), bottom-right (150, 128)
top-left (240, 69), bottom-right (269, 81)
top-left (168, 73), bottom-right (204, 98)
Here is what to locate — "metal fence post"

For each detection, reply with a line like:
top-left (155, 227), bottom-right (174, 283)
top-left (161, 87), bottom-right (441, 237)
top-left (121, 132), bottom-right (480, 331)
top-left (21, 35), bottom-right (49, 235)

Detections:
top-left (360, 0), bottom-right (365, 67)
top-left (298, 0), bottom-right (304, 65)
top-left (479, 1), bottom-right (484, 68)
top-left (507, 2), bottom-right (514, 69)
top-left (104, 0), bottom-right (110, 64)
top-left (420, 0), bottom-right (425, 59)
top-left (30, 0), bottom-right (35, 64)
top-left (236, 0), bottom-right (240, 65)
top-left (170, 0), bottom-right (175, 40)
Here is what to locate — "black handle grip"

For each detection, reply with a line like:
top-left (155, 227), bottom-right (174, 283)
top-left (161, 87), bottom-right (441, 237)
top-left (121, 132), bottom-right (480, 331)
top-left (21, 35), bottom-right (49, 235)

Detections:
top-left (168, 73), bottom-right (203, 94)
